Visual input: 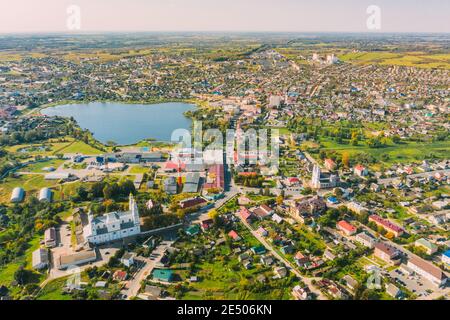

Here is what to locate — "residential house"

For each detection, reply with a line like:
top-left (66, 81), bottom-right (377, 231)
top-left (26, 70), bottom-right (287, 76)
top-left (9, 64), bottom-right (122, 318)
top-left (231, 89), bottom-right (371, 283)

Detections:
top-left (200, 219), bottom-right (214, 232)
top-left (374, 242), bottom-right (401, 265)
top-left (369, 215), bottom-right (405, 237)
top-left (294, 252), bottom-right (310, 267)
top-left (355, 232), bottom-right (376, 248)
top-left (289, 196), bottom-right (327, 223)
top-left (442, 250), bottom-right (450, 266)
top-left (32, 248), bottom-right (49, 270)
top-left (292, 285), bottom-right (311, 300)
top-left (272, 213), bottom-right (283, 224)
top-left (186, 224), bottom-right (201, 236)
top-left (113, 270), bottom-right (128, 282)
top-left (239, 207), bottom-right (254, 223)
top-left (274, 266), bottom-right (288, 278)
top-left (253, 204), bottom-right (273, 220)
top-left (342, 275), bottom-right (358, 292)
top-left (260, 255), bottom-right (274, 266)
top-left (386, 284), bottom-right (402, 299)
top-left (228, 230), bottom-right (241, 241)
top-left (324, 158), bottom-right (336, 171)
top-left (323, 250), bottom-right (336, 261)
top-left (152, 269), bottom-right (174, 283)
top-left (120, 252), bottom-right (136, 267)
top-left (354, 164), bottom-right (368, 177)
top-left (337, 220), bottom-right (357, 236)
top-left (251, 246), bottom-right (266, 255)
top-left (415, 238), bottom-right (438, 255)
top-left (256, 226), bottom-right (268, 237)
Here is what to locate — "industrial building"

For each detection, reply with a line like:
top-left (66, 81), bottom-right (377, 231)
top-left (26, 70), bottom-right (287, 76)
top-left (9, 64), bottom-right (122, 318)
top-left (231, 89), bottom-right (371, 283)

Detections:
top-left (10, 187), bottom-right (24, 203)
top-left (39, 187), bottom-right (52, 202)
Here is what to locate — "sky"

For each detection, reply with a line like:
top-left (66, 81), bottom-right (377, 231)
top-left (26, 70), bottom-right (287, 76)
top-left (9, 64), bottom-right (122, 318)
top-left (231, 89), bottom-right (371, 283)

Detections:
top-left (0, 0), bottom-right (449, 34)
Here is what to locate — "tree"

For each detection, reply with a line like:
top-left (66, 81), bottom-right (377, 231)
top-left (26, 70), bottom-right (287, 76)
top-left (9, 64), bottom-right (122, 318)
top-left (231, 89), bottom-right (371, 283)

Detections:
top-left (342, 152), bottom-right (350, 168)
top-left (276, 195), bottom-right (284, 205)
top-left (14, 267), bottom-right (32, 286)
top-left (208, 209), bottom-right (219, 222)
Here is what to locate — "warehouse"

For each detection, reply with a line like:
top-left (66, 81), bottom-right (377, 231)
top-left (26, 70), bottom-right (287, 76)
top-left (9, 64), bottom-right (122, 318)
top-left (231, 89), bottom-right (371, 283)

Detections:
top-left (44, 172), bottom-right (71, 180)
top-left (10, 187), bottom-right (25, 203)
top-left (58, 250), bottom-right (97, 270)
top-left (39, 187), bottom-right (52, 202)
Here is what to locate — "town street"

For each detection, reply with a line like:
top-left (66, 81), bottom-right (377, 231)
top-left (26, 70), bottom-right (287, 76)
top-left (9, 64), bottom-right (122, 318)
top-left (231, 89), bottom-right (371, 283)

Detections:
top-left (122, 241), bottom-right (173, 299)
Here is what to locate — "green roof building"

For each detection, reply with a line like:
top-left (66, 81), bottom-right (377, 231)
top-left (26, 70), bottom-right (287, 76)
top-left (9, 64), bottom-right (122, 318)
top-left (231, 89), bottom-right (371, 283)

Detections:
top-left (186, 224), bottom-right (201, 236)
top-left (251, 246), bottom-right (267, 255)
top-left (152, 269), bottom-right (174, 282)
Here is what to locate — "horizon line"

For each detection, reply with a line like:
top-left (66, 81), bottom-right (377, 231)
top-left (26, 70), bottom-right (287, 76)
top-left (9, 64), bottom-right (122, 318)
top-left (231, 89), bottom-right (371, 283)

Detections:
top-left (1, 30), bottom-right (450, 36)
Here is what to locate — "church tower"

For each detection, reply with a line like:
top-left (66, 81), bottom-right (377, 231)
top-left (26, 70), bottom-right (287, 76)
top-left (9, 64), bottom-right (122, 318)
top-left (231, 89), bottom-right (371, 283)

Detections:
top-left (129, 194), bottom-right (140, 228)
top-left (311, 165), bottom-right (321, 189)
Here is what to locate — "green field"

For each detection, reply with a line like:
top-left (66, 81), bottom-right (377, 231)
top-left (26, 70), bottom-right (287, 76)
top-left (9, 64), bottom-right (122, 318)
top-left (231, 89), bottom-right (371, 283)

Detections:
top-left (57, 140), bottom-right (104, 155)
top-left (320, 138), bottom-right (450, 168)
top-left (6, 138), bottom-right (104, 157)
top-left (0, 174), bottom-right (57, 203)
top-left (0, 236), bottom-right (43, 288)
top-left (339, 51), bottom-right (450, 69)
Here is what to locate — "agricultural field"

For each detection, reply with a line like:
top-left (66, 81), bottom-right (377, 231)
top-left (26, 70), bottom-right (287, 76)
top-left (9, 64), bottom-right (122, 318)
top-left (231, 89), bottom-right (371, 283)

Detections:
top-left (338, 51), bottom-right (450, 69)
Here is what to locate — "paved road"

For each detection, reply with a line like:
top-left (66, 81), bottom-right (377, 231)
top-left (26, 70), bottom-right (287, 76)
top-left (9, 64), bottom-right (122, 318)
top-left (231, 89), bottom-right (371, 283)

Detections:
top-left (235, 212), bottom-right (327, 300)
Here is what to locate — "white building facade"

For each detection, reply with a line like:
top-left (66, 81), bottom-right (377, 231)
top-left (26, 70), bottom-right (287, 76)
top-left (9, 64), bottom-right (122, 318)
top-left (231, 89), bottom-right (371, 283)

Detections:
top-left (84, 194), bottom-right (141, 245)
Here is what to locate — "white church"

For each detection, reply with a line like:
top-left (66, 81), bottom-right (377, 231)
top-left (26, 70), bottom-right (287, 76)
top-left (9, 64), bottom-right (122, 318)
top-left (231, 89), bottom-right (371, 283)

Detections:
top-left (83, 194), bottom-right (141, 245)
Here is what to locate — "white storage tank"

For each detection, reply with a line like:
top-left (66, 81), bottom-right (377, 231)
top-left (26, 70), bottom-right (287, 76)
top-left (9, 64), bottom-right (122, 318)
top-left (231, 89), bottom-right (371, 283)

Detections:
top-left (39, 188), bottom-right (52, 202)
top-left (10, 187), bottom-right (25, 203)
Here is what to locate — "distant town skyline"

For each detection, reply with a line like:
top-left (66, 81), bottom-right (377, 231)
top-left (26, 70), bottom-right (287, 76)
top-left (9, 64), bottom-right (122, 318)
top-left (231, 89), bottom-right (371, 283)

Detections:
top-left (1, 0), bottom-right (449, 34)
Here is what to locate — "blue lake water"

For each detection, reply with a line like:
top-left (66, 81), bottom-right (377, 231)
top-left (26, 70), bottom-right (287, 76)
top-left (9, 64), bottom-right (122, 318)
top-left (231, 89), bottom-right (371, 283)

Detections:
top-left (41, 102), bottom-right (195, 145)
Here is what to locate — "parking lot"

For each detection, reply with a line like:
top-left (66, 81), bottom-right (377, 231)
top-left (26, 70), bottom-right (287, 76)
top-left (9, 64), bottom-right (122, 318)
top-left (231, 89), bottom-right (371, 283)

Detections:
top-left (388, 268), bottom-right (436, 298)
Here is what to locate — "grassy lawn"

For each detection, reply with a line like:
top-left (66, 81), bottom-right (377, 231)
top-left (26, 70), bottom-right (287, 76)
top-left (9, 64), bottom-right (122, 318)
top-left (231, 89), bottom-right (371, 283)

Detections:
top-left (128, 166), bottom-right (150, 174)
top-left (320, 138), bottom-right (450, 166)
top-left (36, 276), bottom-right (73, 300)
top-left (0, 236), bottom-right (44, 287)
top-left (6, 141), bottom-right (71, 157)
top-left (0, 174), bottom-right (57, 203)
top-left (22, 159), bottom-right (65, 173)
top-left (6, 138), bottom-right (104, 157)
top-left (57, 140), bottom-right (104, 155)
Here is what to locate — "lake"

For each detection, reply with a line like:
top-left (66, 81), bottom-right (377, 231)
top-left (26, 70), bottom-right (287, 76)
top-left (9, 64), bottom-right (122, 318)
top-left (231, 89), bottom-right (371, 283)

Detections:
top-left (41, 102), bottom-right (195, 145)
